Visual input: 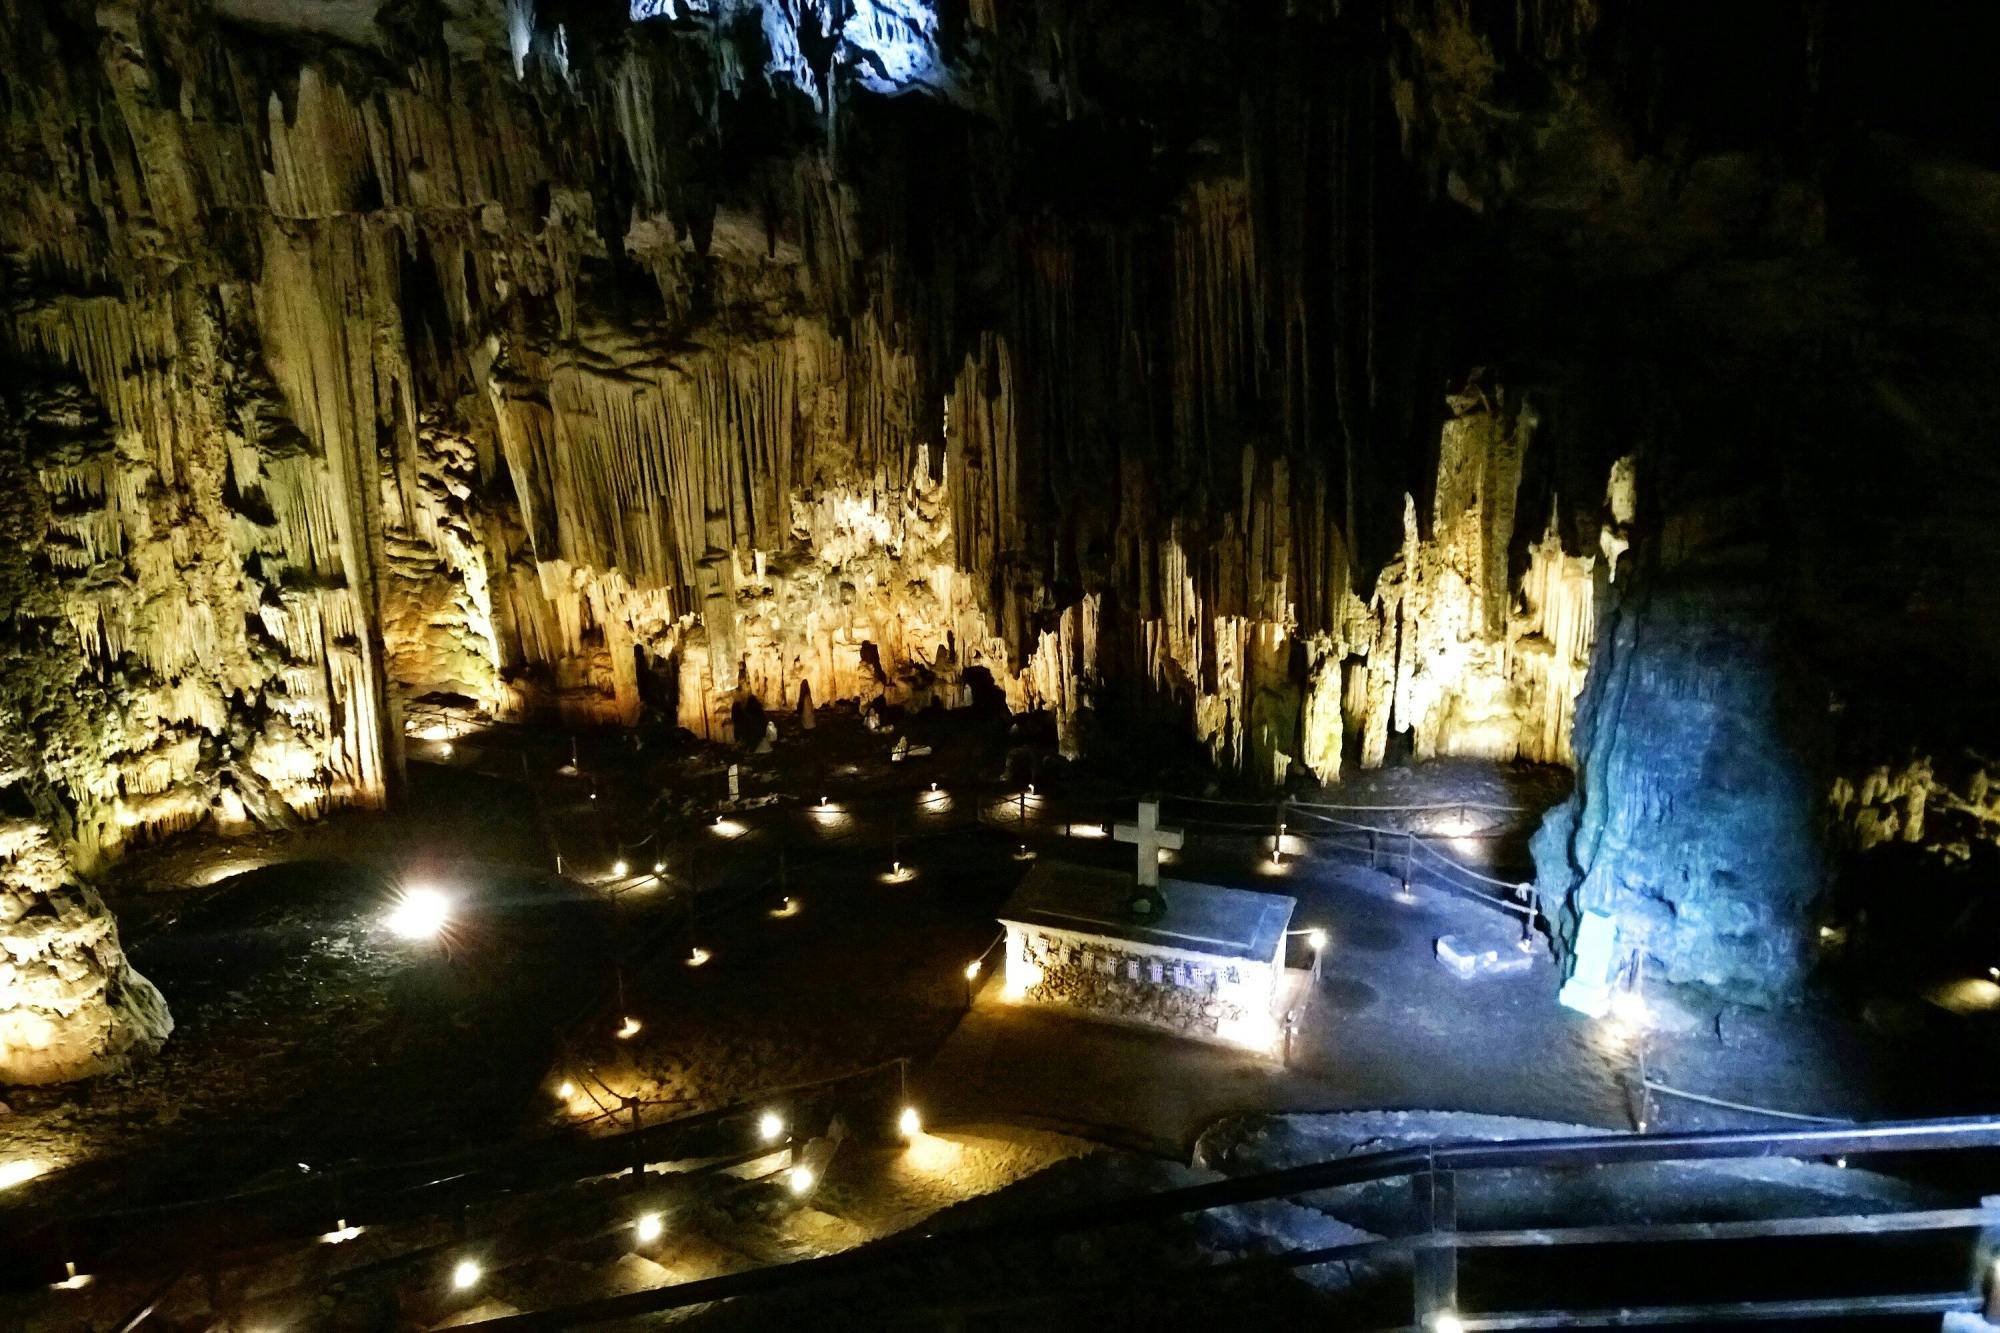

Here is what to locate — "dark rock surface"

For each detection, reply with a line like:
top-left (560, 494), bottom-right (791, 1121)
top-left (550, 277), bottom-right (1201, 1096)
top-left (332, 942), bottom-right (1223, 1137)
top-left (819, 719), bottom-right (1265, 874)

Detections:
top-left (1535, 565), bottom-right (1826, 1003)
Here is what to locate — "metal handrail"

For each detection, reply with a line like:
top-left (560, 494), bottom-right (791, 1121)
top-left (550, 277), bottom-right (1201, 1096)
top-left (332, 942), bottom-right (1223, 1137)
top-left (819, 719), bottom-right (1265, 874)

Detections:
top-left (462, 1115), bottom-right (2000, 1328)
top-left (1, 1054), bottom-right (916, 1286)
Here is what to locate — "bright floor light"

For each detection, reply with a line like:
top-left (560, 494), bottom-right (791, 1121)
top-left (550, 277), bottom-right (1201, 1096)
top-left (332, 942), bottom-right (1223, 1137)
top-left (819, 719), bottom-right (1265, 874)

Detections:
top-left (898, 1106), bottom-right (922, 1138)
top-left (687, 946), bottom-right (711, 967)
top-left (612, 859), bottom-right (629, 877)
top-left (1307, 928), bottom-right (1328, 952)
top-left (1430, 1315), bottom-right (1464, 1333)
top-left (0, 1159), bottom-right (44, 1191)
top-left (758, 1110), bottom-right (785, 1143)
top-left (321, 1221), bottom-right (363, 1244)
top-left (635, 1211), bottom-right (664, 1243)
top-left (1610, 988), bottom-right (1650, 1029)
top-left (617, 1016), bottom-right (643, 1039)
top-left (451, 1257), bottom-right (482, 1291)
top-left (556, 1080), bottom-right (576, 1099)
top-left (964, 960), bottom-right (981, 980)
top-left (384, 886), bottom-right (451, 940)
top-left (788, 1165), bottom-right (815, 1196)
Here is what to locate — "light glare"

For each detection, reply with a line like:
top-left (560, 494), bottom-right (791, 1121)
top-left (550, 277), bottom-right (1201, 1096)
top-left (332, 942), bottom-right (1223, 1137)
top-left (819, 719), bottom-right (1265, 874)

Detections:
top-left (384, 886), bottom-right (451, 940)
top-left (0, 1159), bottom-right (44, 1191)
top-left (636, 1211), bottom-right (664, 1243)
top-left (788, 1165), bottom-right (815, 1196)
top-left (758, 1110), bottom-right (785, 1143)
top-left (451, 1257), bottom-right (482, 1291)
top-left (1610, 988), bottom-right (1649, 1029)
top-left (898, 1105), bottom-right (921, 1138)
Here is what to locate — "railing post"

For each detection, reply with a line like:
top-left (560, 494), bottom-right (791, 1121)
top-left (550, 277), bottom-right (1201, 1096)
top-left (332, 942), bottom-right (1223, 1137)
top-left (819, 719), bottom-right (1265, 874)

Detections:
top-left (1981, 1193), bottom-right (2000, 1324)
top-left (1412, 1157), bottom-right (1458, 1330)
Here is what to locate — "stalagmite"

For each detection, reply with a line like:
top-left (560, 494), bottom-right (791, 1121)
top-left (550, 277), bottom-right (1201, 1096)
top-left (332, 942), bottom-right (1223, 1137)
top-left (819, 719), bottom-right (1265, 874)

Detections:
top-left (0, 818), bottom-right (171, 1085)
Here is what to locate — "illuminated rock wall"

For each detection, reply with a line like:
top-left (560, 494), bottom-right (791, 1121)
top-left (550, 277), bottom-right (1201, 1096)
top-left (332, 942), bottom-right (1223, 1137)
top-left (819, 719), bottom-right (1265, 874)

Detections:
top-left (14, 0), bottom-right (1967, 1059)
top-left (1532, 570), bottom-right (1825, 1004)
top-left (0, 818), bottom-right (171, 1085)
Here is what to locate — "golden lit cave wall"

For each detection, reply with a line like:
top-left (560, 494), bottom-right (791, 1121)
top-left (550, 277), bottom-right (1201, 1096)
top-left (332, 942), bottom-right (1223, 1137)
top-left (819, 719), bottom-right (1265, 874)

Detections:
top-left (8, 279), bottom-right (396, 866)
top-left (0, 5), bottom-right (1610, 893)
top-left (473, 291), bottom-right (1609, 782)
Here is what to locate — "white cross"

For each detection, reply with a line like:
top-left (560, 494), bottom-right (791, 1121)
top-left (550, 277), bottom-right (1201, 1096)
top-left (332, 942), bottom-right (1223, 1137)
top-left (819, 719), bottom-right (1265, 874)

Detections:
top-left (1114, 799), bottom-right (1185, 889)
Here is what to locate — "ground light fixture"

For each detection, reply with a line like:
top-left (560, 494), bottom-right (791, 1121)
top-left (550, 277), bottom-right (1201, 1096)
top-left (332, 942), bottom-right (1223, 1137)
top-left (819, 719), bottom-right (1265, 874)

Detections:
top-left (451, 1257), bottom-right (482, 1291)
top-left (1307, 928), bottom-right (1328, 952)
top-left (899, 1105), bottom-right (922, 1138)
top-left (0, 1159), bottom-right (43, 1190)
top-left (556, 1080), bottom-right (576, 1099)
top-left (51, 1261), bottom-right (91, 1291)
top-left (320, 1220), bottom-right (363, 1244)
top-left (1429, 1314), bottom-right (1464, 1333)
top-left (788, 1165), bottom-right (815, 1196)
top-left (758, 1110), bottom-right (785, 1143)
top-left (635, 1211), bottom-right (664, 1243)
top-left (652, 861), bottom-right (665, 875)
top-left (383, 885), bottom-right (451, 941)
top-left (964, 960), bottom-right (981, 980)
top-left (1610, 988), bottom-right (1650, 1030)
top-left (687, 946), bottom-right (711, 966)
top-left (617, 1016), bottom-right (643, 1039)
top-left (612, 859), bottom-right (629, 877)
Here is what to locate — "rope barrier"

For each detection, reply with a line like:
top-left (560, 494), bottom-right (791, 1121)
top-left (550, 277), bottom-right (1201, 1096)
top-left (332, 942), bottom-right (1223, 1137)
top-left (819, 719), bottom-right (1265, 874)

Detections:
top-left (1643, 1080), bottom-right (1854, 1126)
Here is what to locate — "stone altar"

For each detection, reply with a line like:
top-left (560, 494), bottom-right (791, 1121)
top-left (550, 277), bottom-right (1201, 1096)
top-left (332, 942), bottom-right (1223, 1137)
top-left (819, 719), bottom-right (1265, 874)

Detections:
top-left (996, 859), bottom-right (1296, 1052)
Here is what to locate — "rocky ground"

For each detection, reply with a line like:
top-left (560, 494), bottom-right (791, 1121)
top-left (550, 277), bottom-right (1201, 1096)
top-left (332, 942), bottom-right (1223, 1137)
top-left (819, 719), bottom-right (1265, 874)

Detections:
top-left (3, 704), bottom-right (1999, 1327)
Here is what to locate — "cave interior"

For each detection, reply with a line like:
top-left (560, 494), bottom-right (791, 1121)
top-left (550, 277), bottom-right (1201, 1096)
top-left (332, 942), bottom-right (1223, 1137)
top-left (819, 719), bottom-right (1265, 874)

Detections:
top-left (5, 0), bottom-right (2000, 1326)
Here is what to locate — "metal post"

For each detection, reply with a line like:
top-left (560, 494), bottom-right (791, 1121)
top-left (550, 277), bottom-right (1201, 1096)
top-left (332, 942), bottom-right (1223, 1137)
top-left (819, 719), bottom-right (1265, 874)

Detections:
top-left (1412, 1160), bottom-right (1458, 1329)
top-left (1980, 1193), bottom-right (2000, 1323)
top-left (1634, 1032), bottom-right (1653, 1135)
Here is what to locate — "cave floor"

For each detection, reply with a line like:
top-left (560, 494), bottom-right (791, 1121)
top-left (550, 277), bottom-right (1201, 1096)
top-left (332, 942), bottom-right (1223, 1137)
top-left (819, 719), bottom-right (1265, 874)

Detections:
top-left (3, 706), bottom-right (1994, 1322)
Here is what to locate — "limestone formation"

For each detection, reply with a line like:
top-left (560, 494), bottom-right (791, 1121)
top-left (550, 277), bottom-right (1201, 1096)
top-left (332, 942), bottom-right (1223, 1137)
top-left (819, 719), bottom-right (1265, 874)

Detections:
top-left (7, 0), bottom-right (1993, 1061)
top-left (0, 818), bottom-right (171, 1084)
top-left (1532, 571), bottom-right (1825, 1005)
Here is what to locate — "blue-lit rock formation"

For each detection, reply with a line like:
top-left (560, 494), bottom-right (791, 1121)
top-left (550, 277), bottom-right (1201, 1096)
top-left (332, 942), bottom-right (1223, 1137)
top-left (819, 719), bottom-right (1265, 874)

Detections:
top-left (1534, 554), bottom-right (1826, 1005)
